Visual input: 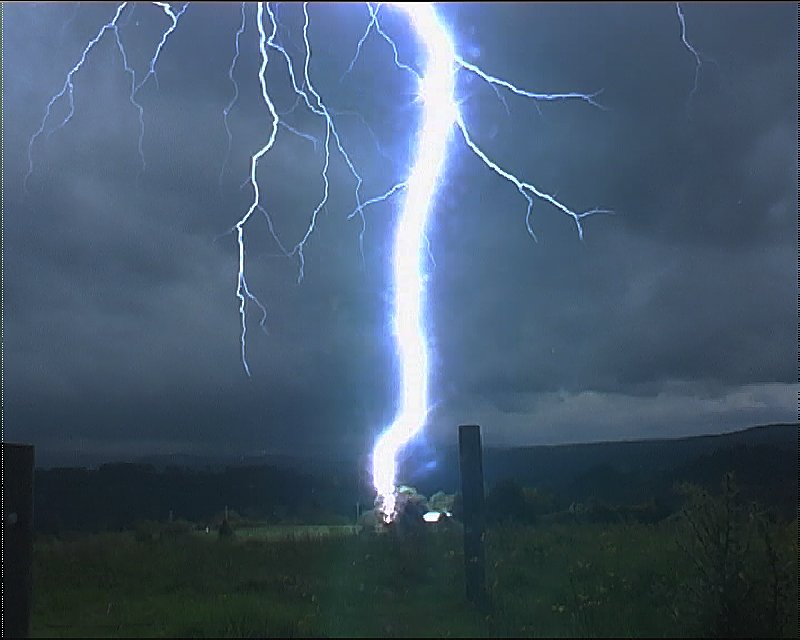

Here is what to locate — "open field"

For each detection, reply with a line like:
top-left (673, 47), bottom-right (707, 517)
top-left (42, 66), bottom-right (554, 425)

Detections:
top-left (31, 515), bottom-right (797, 638)
top-left (230, 524), bottom-right (362, 542)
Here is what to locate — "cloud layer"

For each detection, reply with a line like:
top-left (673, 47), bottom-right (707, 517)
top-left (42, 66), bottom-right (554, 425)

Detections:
top-left (3, 3), bottom-right (796, 462)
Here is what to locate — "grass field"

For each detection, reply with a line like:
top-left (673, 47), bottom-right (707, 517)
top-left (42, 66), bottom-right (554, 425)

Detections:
top-left (230, 525), bottom-right (361, 542)
top-left (31, 514), bottom-right (798, 638)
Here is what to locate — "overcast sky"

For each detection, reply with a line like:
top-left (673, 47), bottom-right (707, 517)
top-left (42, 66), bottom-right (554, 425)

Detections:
top-left (3, 2), bottom-right (797, 467)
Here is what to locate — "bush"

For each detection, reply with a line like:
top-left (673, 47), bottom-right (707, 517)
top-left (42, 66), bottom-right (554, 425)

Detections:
top-left (486, 480), bottom-right (556, 525)
top-left (162, 518), bottom-right (194, 539)
top-left (133, 519), bottom-right (161, 543)
top-left (218, 518), bottom-right (234, 539)
top-left (428, 490), bottom-right (456, 514)
top-left (486, 479), bottom-right (532, 525)
top-left (675, 473), bottom-right (795, 637)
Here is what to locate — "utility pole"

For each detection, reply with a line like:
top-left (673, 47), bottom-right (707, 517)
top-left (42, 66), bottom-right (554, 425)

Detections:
top-left (458, 425), bottom-right (488, 610)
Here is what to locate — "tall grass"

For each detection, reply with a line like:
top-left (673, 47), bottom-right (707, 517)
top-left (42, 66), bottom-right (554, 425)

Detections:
top-left (32, 514), bottom-right (796, 638)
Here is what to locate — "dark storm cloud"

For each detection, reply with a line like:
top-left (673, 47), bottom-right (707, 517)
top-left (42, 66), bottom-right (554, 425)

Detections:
top-left (2, 3), bottom-right (796, 462)
top-left (427, 4), bottom-right (796, 396)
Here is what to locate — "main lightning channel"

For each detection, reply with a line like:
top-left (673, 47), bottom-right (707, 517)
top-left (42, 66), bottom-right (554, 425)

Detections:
top-left (370, 2), bottom-right (457, 521)
top-left (367, 3), bottom-right (609, 521)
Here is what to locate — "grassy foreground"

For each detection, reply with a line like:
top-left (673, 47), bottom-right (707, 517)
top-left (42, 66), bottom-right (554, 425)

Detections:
top-left (32, 517), bottom-right (797, 638)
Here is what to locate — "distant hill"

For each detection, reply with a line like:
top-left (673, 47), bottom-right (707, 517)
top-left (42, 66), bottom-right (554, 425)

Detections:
top-left (122, 422), bottom-right (800, 510)
top-left (30, 423), bottom-right (797, 532)
top-left (488, 422), bottom-right (796, 487)
top-left (404, 423), bottom-right (797, 514)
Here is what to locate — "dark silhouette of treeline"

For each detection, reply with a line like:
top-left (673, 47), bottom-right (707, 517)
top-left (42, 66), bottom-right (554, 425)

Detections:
top-left (33, 463), bottom-right (358, 534)
top-left (411, 423), bottom-right (797, 518)
top-left (479, 441), bottom-right (796, 527)
top-left (33, 423), bottom-right (796, 534)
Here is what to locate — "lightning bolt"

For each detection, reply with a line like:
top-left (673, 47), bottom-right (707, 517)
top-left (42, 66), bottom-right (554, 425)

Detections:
top-left (675, 2), bottom-right (705, 105)
top-left (134, 3), bottom-right (188, 95)
top-left (25, 3), bottom-right (128, 192)
top-left (232, 2), bottom-right (369, 376)
top-left (363, 3), bottom-right (610, 521)
top-left (131, 2), bottom-right (188, 174)
top-left (220, 2), bottom-right (247, 187)
top-left (232, 3), bottom-right (279, 378)
top-left (27, 2), bottom-right (633, 522)
top-left (25, 2), bottom-right (187, 189)
top-left (367, 3), bottom-right (457, 521)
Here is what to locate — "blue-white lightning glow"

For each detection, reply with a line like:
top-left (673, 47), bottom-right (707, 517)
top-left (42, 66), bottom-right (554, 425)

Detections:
top-left (25, 2), bottom-right (128, 192)
top-left (675, 3), bottom-right (703, 102)
top-left (26, 2), bottom-right (650, 523)
top-left (366, 3), bottom-right (613, 520)
top-left (234, 2), bottom-right (279, 378)
top-left (220, 2), bottom-right (247, 187)
top-left (369, 3), bottom-right (458, 521)
top-left (25, 2), bottom-right (187, 188)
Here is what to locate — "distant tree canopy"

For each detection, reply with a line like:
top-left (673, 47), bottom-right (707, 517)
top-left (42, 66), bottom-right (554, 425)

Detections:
top-left (485, 479), bottom-right (558, 525)
top-left (33, 463), bottom-right (333, 534)
top-left (32, 428), bottom-right (796, 534)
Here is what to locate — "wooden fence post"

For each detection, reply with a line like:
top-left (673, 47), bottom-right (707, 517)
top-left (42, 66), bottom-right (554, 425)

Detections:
top-left (458, 425), bottom-right (488, 610)
top-left (3, 442), bottom-right (35, 638)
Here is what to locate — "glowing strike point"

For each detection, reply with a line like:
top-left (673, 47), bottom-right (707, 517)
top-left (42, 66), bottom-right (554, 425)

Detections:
top-left (371, 3), bottom-right (457, 522)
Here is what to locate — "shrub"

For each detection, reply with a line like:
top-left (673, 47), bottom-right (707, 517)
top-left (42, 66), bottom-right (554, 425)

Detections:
top-left (133, 519), bottom-right (161, 543)
top-left (218, 518), bottom-right (234, 539)
top-left (675, 472), bottom-right (795, 637)
top-left (486, 479), bottom-right (533, 525)
top-left (162, 518), bottom-right (194, 539)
